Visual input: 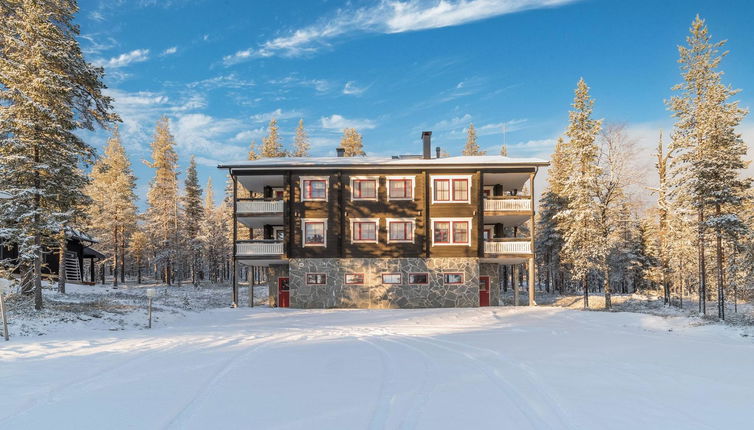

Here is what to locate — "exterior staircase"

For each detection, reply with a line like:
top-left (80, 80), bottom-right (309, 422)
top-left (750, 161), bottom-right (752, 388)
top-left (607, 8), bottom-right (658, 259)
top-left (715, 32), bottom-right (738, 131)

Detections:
top-left (64, 252), bottom-right (81, 282)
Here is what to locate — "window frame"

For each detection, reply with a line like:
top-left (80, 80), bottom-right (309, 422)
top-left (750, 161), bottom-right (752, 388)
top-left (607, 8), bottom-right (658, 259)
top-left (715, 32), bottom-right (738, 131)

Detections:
top-left (483, 224), bottom-right (494, 241)
top-left (381, 273), bottom-right (402, 284)
top-left (431, 218), bottom-right (473, 246)
top-left (301, 176), bottom-right (329, 201)
top-left (386, 176), bottom-right (415, 201)
top-left (306, 273), bottom-right (327, 285)
top-left (408, 272), bottom-right (429, 285)
top-left (302, 218), bottom-right (327, 247)
top-left (430, 175), bottom-right (472, 204)
top-left (350, 218), bottom-right (379, 244)
top-left (386, 218), bottom-right (415, 243)
top-left (443, 273), bottom-right (464, 285)
top-left (344, 273), bottom-right (365, 285)
top-left (350, 176), bottom-right (379, 201)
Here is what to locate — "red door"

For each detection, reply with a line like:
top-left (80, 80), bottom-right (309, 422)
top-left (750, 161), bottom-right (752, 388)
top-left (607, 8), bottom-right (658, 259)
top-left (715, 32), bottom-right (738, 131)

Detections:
top-left (479, 276), bottom-right (490, 307)
top-left (278, 277), bottom-right (290, 308)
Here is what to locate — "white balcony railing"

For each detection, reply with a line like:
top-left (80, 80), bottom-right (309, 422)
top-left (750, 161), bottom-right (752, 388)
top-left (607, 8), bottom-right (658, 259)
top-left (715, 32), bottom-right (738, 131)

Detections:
top-left (483, 198), bottom-right (532, 212)
top-left (236, 200), bottom-right (284, 214)
top-left (484, 240), bottom-right (532, 255)
top-left (236, 241), bottom-right (284, 256)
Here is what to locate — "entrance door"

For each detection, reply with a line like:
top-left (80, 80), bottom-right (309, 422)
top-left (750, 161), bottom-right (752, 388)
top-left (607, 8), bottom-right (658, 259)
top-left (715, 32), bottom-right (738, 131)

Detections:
top-left (479, 276), bottom-right (490, 307)
top-left (278, 277), bottom-right (290, 308)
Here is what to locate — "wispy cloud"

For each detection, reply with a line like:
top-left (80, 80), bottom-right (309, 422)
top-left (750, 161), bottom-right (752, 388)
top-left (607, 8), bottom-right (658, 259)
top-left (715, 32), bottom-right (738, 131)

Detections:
top-left (187, 73), bottom-right (255, 90)
top-left (320, 114), bottom-right (377, 130)
top-left (222, 0), bottom-right (577, 64)
top-left (95, 49), bottom-right (150, 68)
top-left (161, 46), bottom-right (178, 56)
top-left (268, 75), bottom-right (331, 93)
top-left (343, 81), bottom-right (368, 96)
top-left (251, 108), bottom-right (304, 123)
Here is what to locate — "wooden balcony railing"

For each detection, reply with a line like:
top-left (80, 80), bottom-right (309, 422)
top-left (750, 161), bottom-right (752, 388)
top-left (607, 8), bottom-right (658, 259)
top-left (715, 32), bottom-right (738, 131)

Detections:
top-left (236, 240), bottom-right (285, 256)
top-left (483, 197), bottom-right (532, 212)
top-left (484, 239), bottom-right (532, 255)
top-left (236, 199), bottom-right (284, 214)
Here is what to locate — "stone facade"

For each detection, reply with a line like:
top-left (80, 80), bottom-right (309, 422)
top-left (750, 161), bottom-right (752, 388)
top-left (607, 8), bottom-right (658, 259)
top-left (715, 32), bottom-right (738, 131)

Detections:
top-left (480, 262), bottom-right (502, 306)
top-left (275, 257), bottom-right (484, 309)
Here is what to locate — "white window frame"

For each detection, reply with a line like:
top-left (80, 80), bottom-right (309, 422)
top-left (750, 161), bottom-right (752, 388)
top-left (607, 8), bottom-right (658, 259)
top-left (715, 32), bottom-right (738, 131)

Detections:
top-left (302, 218), bottom-right (327, 247)
top-left (306, 273), bottom-right (327, 285)
top-left (350, 218), bottom-right (379, 244)
top-left (301, 176), bottom-right (329, 201)
top-left (408, 272), bottom-right (429, 285)
top-left (381, 273), bottom-right (402, 285)
top-left (443, 272), bottom-right (465, 285)
top-left (344, 273), bottom-right (365, 285)
top-left (386, 176), bottom-right (415, 201)
top-left (386, 218), bottom-right (416, 243)
top-left (350, 176), bottom-right (379, 201)
top-left (430, 175), bottom-right (472, 204)
top-left (431, 217), bottom-right (473, 246)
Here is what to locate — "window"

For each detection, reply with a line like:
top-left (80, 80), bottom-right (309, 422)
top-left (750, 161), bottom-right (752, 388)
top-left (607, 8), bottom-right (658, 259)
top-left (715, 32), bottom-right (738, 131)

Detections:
top-left (345, 273), bottom-right (365, 285)
top-left (431, 175), bottom-right (472, 203)
top-left (387, 219), bottom-right (414, 243)
top-left (408, 273), bottom-right (428, 284)
top-left (273, 226), bottom-right (285, 241)
top-left (351, 218), bottom-right (379, 243)
top-left (301, 177), bottom-right (328, 201)
top-left (483, 186), bottom-right (493, 197)
top-left (351, 178), bottom-right (378, 200)
top-left (303, 219), bottom-right (327, 246)
top-left (382, 273), bottom-right (402, 284)
top-left (483, 225), bottom-right (493, 240)
top-left (387, 177), bottom-right (414, 200)
top-left (443, 273), bottom-right (464, 284)
top-left (432, 218), bottom-right (473, 246)
top-left (306, 273), bottom-right (327, 285)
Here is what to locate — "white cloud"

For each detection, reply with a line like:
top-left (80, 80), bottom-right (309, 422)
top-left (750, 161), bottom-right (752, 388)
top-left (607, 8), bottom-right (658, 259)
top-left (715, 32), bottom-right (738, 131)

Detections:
top-left (161, 46), bottom-right (178, 56)
top-left (432, 113), bottom-right (472, 131)
top-left (222, 0), bottom-right (577, 63)
top-left (187, 73), bottom-right (255, 90)
top-left (268, 75), bottom-right (331, 93)
top-left (320, 114), bottom-right (377, 130)
top-left (251, 108), bottom-right (303, 123)
top-left (95, 49), bottom-right (150, 68)
top-left (343, 81), bottom-right (368, 96)
top-left (476, 119), bottom-right (528, 135)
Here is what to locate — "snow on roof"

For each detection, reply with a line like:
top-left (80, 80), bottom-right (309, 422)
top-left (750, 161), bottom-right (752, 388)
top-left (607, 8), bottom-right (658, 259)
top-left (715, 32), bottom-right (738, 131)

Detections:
top-left (65, 227), bottom-right (98, 244)
top-left (0, 191), bottom-right (10, 199)
top-left (219, 155), bottom-right (549, 169)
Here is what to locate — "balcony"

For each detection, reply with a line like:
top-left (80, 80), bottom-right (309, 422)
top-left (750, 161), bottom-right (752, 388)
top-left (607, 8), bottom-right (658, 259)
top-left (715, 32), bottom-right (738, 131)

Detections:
top-left (236, 199), bottom-right (284, 215)
top-left (484, 239), bottom-right (532, 255)
top-left (483, 197), bottom-right (532, 212)
top-left (236, 240), bottom-right (285, 257)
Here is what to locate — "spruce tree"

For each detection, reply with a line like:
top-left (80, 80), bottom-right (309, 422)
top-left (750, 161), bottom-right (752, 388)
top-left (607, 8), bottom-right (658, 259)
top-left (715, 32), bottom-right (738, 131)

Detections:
top-left (145, 117), bottom-right (180, 285)
top-left (292, 119), bottom-right (310, 157)
top-left (200, 178), bottom-right (228, 283)
top-left (261, 118), bottom-right (286, 157)
top-left (462, 123), bottom-right (486, 155)
top-left (0, 0), bottom-right (117, 308)
top-left (183, 156), bottom-right (203, 287)
top-left (340, 128), bottom-right (366, 156)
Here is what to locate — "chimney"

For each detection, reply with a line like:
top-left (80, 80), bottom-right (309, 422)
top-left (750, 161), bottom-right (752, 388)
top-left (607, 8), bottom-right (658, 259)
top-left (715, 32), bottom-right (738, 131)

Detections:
top-left (422, 131), bottom-right (432, 159)
top-left (336, 147), bottom-right (345, 157)
top-left (436, 146), bottom-right (441, 159)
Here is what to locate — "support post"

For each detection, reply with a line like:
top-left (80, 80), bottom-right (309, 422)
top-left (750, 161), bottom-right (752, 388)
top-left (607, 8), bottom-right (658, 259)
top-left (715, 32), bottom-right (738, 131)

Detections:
top-left (528, 257), bottom-right (536, 306)
top-left (248, 266), bottom-right (254, 308)
top-left (231, 175), bottom-right (238, 308)
top-left (529, 171), bottom-right (536, 306)
top-left (1, 292), bottom-right (9, 341)
top-left (147, 297), bottom-right (153, 329)
top-left (512, 264), bottom-right (519, 306)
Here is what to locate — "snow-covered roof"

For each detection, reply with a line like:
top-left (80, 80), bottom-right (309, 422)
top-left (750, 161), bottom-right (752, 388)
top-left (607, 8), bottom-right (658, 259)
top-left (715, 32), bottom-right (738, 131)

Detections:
top-left (219, 155), bottom-right (549, 170)
top-left (66, 227), bottom-right (98, 244)
top-left (0, 191), bottom-right (10, 199)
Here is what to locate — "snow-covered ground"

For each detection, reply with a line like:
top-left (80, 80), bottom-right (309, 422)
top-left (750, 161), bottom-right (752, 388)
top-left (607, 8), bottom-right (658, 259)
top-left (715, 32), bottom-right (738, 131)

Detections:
top-left (2, 304), bottom-right (754, 429)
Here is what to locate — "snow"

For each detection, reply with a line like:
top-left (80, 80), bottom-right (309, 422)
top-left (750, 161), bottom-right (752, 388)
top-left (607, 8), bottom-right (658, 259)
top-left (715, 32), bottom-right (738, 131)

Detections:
top-left (218, 154), bottom-right (549, 169)
top-left (2, 305), bottom-right (754, 429)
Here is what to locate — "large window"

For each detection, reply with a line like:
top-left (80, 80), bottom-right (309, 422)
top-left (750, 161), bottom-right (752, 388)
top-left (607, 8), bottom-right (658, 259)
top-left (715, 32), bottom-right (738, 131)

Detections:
top-left (306, 273), bottom-right (327, 285)
top-left (381, 273), bottom-right (402, 284)
top-left (301, 177), bottom-right (328, 201)
top-left (408, 273), bottom-right (429, 284)
top-left (432, 218), bottom-right (472, 246)
top-left (303, 219), bottom-right (327, 246)
top-left (351, 177), bottom-right (378, 200)
top-left (351, 218), bottom-right (379, 243)
top-left (431, 175), bottom-right (472, 203)
top-left (443, 273), bottom-right (464, 285)
top-left (387, 219), bottom-right (414, 243)
top-left (387, 177), bottom-right (414, 200)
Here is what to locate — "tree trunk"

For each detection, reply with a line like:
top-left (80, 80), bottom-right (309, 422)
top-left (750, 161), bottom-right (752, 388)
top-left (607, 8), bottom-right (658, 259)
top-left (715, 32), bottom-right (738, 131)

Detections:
top-left (715, 204), bottom-right (724, 320)
top-left (33, 145), bottom-right (43, 310)
top-left (697, 205), bottom-right (707, 315)
top-left (583, 277), bottom-right (589, 310)
top-left (604, 266), bottom-right (611, 310)
top-left (121, 228), bottom-right (126, 284)
top-left (58, 233), bottom-right (66, 294)
top-left (137, 259), bottom-right (142, 285)
top-left (113, 226), bottom-right (119, 287)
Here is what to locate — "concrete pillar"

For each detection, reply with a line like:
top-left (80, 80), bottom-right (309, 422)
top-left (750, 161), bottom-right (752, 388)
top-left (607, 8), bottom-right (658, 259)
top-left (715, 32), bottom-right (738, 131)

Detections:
top-left (528, 257), bottom-right (536, 306)
top-left (512, 264), bottom-right (519, 306)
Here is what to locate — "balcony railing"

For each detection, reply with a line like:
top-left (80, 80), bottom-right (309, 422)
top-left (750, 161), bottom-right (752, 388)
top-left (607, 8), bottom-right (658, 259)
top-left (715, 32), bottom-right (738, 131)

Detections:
top-left (483, 197), bottom-right (532, 212)
top-left (236, 240), bottom-right (285, 257)
top-left (484, 240), bottom-right (532, 255)
top-left (236, 199), bottom-right (284, 214)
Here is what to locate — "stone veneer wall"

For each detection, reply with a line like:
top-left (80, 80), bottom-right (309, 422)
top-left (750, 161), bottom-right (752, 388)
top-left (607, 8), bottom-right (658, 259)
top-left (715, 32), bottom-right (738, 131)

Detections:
top-left (288, 258), bottom-right (480, 309)
top-left (266, 264), bottom-right (290, 307)
top-left (479, 263), bottom-right (501, 306)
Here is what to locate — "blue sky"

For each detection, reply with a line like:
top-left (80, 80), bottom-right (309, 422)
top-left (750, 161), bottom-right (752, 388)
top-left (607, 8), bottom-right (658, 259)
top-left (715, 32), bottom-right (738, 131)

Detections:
top-left (76, 0), bottom-right (754, 206)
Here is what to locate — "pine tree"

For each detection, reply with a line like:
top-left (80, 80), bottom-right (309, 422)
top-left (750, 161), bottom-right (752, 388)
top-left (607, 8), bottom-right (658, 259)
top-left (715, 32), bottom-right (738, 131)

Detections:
top-left (129, 228), bottom-right (149, 285)
top-left (340, 128), bottom-right (366, 156)
top-left (292, 119), bottom-right (310, 157)
top-left (145, 117), bottom-right (180, 285)
top-left (499, 144), bottom-right (508, 156)
top-left (261, 118), bottom-right (286, 157)
top-left (555, 78), bottom-right (602, 309)
top-left (652, 132), bottom-right (675, 305)
top-left (462, 123), bottom-right (486, 155)
top-left (183, 156), bottom-right (203, 287)
top-left (0, 0), bottom-right (117, 308)
top-left (200, 178), bottom-right (228, 283)
top-left (668, 16), bottom-right (750, 318)
top-left (248, 140), bottom-right (260, 160)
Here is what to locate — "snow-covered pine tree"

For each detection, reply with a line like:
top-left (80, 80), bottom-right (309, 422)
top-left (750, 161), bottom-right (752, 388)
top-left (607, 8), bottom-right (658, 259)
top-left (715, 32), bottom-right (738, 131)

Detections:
top-left (462, 123), bottom-right (486, 156)
top-left (145, 117), bottom-right (180, 285)
top-left (200, 178), bottom-right (228, 283)
top-left (0, 0), bottom-right (117, 308)
top-left (129, 228), bottom-right (149, 285)
top-left (555, 78), bottom-right (602, 309)
top-left (261, 119), bottom-right (286, 158)
top-left (292, 119), bottom-right (310, 157)
top-left (668, 16), bottom-right (750, 318)
top-left (340, 128), bottom-right (366, 156)
top-left (85, 126), bottom-right (137, 287)
top-left (652, 132), bottom-right (675, 304)
top-left (248, 140), bottom-right (260, 160)
top-left (183, 156), bottom-right (203, 287)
